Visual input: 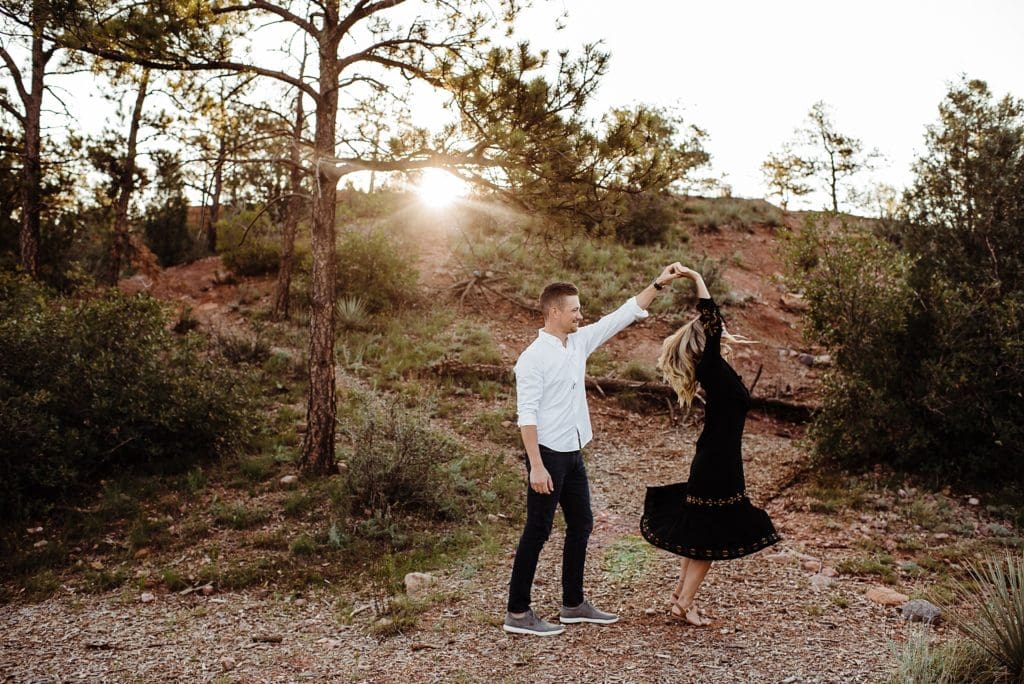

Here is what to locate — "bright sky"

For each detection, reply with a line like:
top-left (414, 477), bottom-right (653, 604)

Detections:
top-left (514, 0), bottom-right (1024, 208)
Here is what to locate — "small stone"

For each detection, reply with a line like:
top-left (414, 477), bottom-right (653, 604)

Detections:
top-left (221, 657), bottom-right (236, 672)
top-left (810, 575), bottom-right (834, 592)
top-left (813, 354), bottom-right (832, 366)
top-left (866, 586), bottom-right (909, 606)
top-left (644, 607), bottom-right (658, 616)
top-left (294, 598), bottom-right (307, 606)
top-left (901, 599), bottom-right (942, 624)
top-left (201, 584), bottom-right (215, 596)
top-left (801, 559), bottom-right (822, 572)
top-left (90, 561), bottom-right (104, 570)
top-left (133, 548), bottom-right (150, 559)
top-left (501, 420), bottom-right (512, 428)
top-left (798, 353), bottom-right (815, 367)
top-left (336, 461), bottom-right (348, 474)
top-left (933, 532), bottom-right (951, 540)
top-left (140, 592), bottom-right (156, 603)
top-left (27, 526), bottom-right (43, 534)
top-left (967, 497), bottom-right (980, 506)
top-left (486, 514), bottom-right (499, 522)
top-left (780, 293), bottom-right (809, 312)
top-left (32, 540), bottom-right (48, 549)
top-left (782, 677), bottom-right (799, 684)
top-left (280, 475), bottom-right (299, 486)
top-left (821, 566), bottom-right (839, 578)
top-left (404, 572), bottom-right (437, 598)
top-left (765, 552), bottom-right (794, 564)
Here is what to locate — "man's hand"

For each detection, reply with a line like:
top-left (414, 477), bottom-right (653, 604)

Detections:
top-left (530, 465), bottom-right (554, 495)
top-left (655, 262), bottom-right (687, 287)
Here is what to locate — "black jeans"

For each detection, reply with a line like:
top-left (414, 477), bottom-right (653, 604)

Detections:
top-left (507, 445), bottom-right (594, 613)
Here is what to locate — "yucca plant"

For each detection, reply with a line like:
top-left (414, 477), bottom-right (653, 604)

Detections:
top-left (955, 552), bottom-right (1024, 680)
top-left (336, 296), bottom-right (370, 331)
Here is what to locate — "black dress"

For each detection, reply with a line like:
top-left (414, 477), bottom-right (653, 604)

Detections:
top-left (641, 297), bottom-right (781, 560)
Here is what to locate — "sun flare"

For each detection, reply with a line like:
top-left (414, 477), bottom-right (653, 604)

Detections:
top-left (415, 168), bottom-right (468, 208)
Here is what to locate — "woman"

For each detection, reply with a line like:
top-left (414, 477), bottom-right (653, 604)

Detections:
top-left (640, 266), bottom-right (781, 626)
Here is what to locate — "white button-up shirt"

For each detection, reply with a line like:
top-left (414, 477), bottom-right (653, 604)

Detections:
top-left (514, 296), bottom-right (649, 451)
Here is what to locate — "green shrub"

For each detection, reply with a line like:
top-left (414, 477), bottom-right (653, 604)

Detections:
top-left (341, 398), bottom-right (464, 521)
top-left (614, 193), bottom-right (676, 246)
top-left (218, 209), bottom-right (280, 276)
top-left (0, 274), bottom-right (253, 522)
top-left (290, 534), bottom-right (317, 556)
top-left (335, 229), bottom-right (414, 313)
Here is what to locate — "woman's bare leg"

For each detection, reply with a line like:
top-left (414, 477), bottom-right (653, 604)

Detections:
top-left (673, 560), bottom-right (712, 626)
top-left (671, 557), bottom-right (690, 602)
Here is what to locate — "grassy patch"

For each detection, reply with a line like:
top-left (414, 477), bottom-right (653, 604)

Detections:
top-left (837, 554), bottom-right (899, 584)
top-left (290, 534), bottom-right (317, 556)
top-left (212, 502), bottom-right (271, 530)
top-left (602, 535), bottom-right (655, 583)
top-left (807, 471), bottom-right (871, 514)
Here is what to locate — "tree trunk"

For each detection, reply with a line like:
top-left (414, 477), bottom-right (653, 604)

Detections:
top-left (106, 68), bottom-right (149, 284)
top-left (299, 51), bottom-right (341, 476)
top-left (19, 21), bottom-right (45, 279)
top-left (272, 90), bottom-right (304, 320)
top-left (207, 138), bottom-right (225, 253)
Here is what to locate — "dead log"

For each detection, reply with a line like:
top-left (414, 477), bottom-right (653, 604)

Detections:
top-left (430, 360), bottom-right (816, 423)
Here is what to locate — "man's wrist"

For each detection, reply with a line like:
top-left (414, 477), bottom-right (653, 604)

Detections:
top-left (653, 279), bottom-right (665, 291)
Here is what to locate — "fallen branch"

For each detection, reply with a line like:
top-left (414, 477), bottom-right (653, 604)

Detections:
top-left (430, 360), bottom-right (817, 423)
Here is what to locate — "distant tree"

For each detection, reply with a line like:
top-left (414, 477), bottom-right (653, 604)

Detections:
top-left (770, 101), bottom-right (880, 213)
top-left (902, 79), bottom-right (1024, 294)
top-left (852, 182), bottom-right (900, 221)
top-left (761, 143), bottom-right (812, 210)
top-left (142, 150), bottom-right (190, 267)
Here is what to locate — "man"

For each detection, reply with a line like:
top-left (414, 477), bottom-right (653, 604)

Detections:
top-left (503, 262), bottom-right (685, 636)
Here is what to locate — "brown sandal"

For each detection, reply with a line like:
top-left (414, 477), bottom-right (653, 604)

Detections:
top-left (670, 600), bottom-right (708, 627)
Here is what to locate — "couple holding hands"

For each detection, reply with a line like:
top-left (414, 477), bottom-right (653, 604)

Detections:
top-left (503, 263), bottom-right (781, 636)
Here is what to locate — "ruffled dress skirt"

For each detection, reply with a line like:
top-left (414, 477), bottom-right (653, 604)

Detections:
top-left (641, 482), bottom-right (781, 560)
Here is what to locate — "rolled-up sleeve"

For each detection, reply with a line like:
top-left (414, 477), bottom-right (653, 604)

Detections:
top-left (577, 296), bottom-right (649, 356)
top-left (514, 355), bottom-right (543, 426)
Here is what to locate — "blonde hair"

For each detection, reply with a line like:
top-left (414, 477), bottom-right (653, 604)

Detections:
top-left (658, 317), bottom-right (756, 407)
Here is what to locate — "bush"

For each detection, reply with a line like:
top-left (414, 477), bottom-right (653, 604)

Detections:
top-left (0, 273), bottom-right (253, 522)
top-left (218, 209), bottom-right (280, 276)
top-left (340, 398), bottom-right (463, 521)
top-left (614, 193), bottom-right (676, 246)
top-left (335, 229), bottom-right (414, 313)
top-left (785, 217), bottom-right (925, 470)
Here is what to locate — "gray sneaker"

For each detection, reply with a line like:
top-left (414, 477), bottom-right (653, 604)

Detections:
top-left (559, 600), bottom-right (619, 625)
top-left (502, 609), bottom-right (565, 636)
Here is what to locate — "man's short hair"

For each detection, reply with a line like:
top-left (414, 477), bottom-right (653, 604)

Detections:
top-left (539, 282), bottom-right (579, 318)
